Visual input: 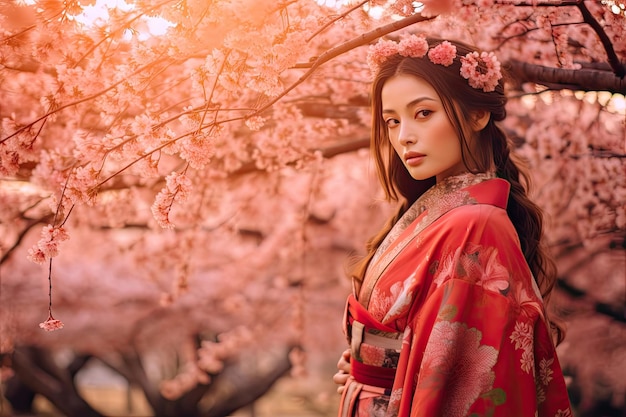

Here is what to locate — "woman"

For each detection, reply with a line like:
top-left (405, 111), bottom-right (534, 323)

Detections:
top-left (333, 35), bottom-right (573, 417)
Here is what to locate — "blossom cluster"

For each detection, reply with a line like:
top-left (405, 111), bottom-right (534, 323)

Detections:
top-left (158, 326), bottom-right (254, 400)
top-left (159, 362), bottom-right (210, 400)
top-left (27, 224), bottom-right (70, 264)
top-left (460, 51), bottom-right (502, 92)
top-left (367, 34), bottom-right (503, 92)
top-left (151, 172), bottom-right (193, 229)
top-left (1, 118), bottom-right (39, 177)
top-left (39, 314), bottom-right (64, 332)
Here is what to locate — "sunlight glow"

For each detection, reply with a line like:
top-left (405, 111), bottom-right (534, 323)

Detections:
top-left (364, 5), bottom-right (385, 19)
top-left (316, 0), bottom-right (387, 19)
top-left (67, 0), bottom-right (174, 39)
top-left (602, 0), bottom-right (626, 16)
top-left (316, 0), bottom-right (421, 19)
top-left (521, 90), bottom-right (626, 117)
top-left (315, 0), bottom-right (361, 6)
top-left (607, 94), bottom-right (626, 115)
top-left (70, 0), bottom-right (134, 27)
top-left (145, 16), bottom-right (174, 36)
top-left (0, 179), bottom-right (48, 197)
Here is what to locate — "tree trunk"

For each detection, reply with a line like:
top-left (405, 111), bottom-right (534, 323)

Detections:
top-left (3, 373), bottom-right (36, 414)
top-left (11, 346), bottom-right (104, 417)
top-left (99, 345), bottom-right (293, 417)
top-left (202, 347), bottom-right (292, 417)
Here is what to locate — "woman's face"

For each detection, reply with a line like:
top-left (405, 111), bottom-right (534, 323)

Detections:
top-left (381, 74), bottom-right (467, 182)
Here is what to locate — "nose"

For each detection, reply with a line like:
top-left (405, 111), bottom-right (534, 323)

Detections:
top-left (398, 124), bottom-right (417, 146)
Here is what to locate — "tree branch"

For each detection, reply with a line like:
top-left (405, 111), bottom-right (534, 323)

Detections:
top-left (11, 347), bottom-right (103, 417)
top-left (203, 347), bottom-right (293, 417)
top-left (119, 349), bottom-right (168, 413)
top-left (0, 214), bottom-right (54, 266)
top-left (508, 59), bottom-right (626, 93)
top-left (230, 136), bottom-right (370, 177)
top-left (306, 0), bottom-right (368, 43)
top-left (250, 13), bottom-right (434, 118)
top-left (557, 278), bottom-right (626, 323)
top-left (577, 1), bottom-right (625, 78)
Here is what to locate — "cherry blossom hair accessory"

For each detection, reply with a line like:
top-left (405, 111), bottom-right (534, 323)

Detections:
top-left (367, 34), bottom-right (503, 93)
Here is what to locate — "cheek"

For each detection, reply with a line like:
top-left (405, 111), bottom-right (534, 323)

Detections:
top-left (388, 135), bottom-right (402, 154)
top-left (436, 121), bottom-right (461, 148)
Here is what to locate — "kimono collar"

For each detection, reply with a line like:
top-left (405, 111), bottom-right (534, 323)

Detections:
top-left (391, 171), bottom-right (502, 237)
top-left (415, 171), bottom-right (500, 211)
top-left (358, 172), bottom-right (507, 303)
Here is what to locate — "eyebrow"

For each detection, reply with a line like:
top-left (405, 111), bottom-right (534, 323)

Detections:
top-left (382, 96), bottom-right (436, 114)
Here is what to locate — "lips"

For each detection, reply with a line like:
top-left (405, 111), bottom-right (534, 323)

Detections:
top-left (404, 151), bottom-right (425, 166)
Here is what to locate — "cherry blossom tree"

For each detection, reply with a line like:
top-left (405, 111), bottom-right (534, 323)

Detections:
top-left (1, 0), bottom-right (624, 416)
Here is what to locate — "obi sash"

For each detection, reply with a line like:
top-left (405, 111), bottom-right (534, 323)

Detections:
top-left (338, 294), bottom-right (404, 417)
top-left (343, 293), bottom-right (403, 390)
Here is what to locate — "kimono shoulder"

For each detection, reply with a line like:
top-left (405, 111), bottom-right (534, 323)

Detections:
top-left (436, 202), bottom-right (524, 254)
top-left (388, 204), bottom-right (572, 416)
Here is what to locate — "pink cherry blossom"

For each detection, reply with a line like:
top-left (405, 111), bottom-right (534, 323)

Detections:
top-left (39, 314), bottom-right (64, 332)
top-left (27, 225), bottom-right (70, 264)
top-left (460, 51), bottom-right (502, 92)
top-left (151, 171), bottom-right (193, 229)
top-left (179, 130), bottom-right (217, 170)
top-left (367, 39), bottom-right (399, 73)
top-left (428, 41), bottom-right (457, 66)
top-left (419, 0), bottom-right (458, 17)
top-left (397, 34), bottom-right (429, 58)
top-left (389, 0), bottom-right (418, 16)
top-left (245, 115), bottom-right (266, 131)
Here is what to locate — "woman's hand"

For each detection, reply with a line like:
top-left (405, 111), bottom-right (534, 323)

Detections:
top-left (333, 348), bottom-right (352, 394)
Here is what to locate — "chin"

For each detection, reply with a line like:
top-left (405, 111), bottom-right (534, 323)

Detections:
top-left (405, 168), bottom-right (434, 181)
top-left (409, 173), bottom-right (434, 181)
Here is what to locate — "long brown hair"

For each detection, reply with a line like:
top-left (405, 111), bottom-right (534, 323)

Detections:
top-left (352, 37), bottom-right (563, 343)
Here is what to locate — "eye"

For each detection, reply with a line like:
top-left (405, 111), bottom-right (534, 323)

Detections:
top-left (416, 109), bottom-right (433, 118)
top-left (385, 118), bottom-right (399, 128)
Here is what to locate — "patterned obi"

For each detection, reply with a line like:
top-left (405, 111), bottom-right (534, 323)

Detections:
top-left (343, 294), bottom-right (403, 390)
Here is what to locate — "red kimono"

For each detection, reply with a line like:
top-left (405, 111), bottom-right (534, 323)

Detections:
top-left (339, 173), bottom-right (572, 417)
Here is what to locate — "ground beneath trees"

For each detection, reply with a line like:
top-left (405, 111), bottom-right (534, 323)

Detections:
top-left (0, 376), bottom-right (340, 417)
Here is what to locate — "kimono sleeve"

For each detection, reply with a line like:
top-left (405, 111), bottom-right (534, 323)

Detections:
top-left (399, 204), bottom-right (571, 417)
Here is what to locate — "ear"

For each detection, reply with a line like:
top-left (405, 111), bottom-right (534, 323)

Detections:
top-left (471, 110), bottom-right (491, 132)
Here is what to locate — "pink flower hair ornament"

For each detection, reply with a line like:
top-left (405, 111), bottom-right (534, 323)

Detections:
top-left (367, 35), bottom-right (503, 93)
